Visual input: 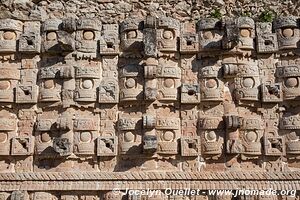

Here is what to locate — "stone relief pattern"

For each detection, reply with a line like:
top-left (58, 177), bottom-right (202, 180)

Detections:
top-left (0, 15), bottom-right (300, 199)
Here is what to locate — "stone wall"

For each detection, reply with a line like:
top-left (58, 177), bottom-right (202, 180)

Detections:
top-left (0, 0), bottom-right (300, 200)
top-left (1, 0), bottom-right (300, 23)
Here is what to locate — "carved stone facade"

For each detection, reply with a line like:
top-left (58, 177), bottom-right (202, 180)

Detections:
top-left (0, 12), bottom-right (300, 199)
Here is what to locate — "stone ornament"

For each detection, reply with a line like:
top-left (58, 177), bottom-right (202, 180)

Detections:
top-left (0, 15), bottom-right (299, 199)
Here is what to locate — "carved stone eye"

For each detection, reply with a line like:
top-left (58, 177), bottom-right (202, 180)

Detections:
top-left (285, 77), bottom-right (298, 88)
top-left (282, 28), bottom-right (294, 38)
top-left (82, 79), bottom-right (93, 89)
top-left (240, 29), bottom-right (251, 37)
top-left (41, 132), bottom-right (51, 143)
top-left (245, 131), bottom-right (257, 142)
top-left (125, 78), bottom-right (136, 88)
top-left (203, 31), bottom-right (213, 40)
top-left (163, 30), bottom-right (173, 39)
top-left (83, 31), bottom-right (95, 40)
top-left (163, 131), bottom-right (174, 141)
top-left (124, 132), bottom-right (134, 142)
top-left (80, 131), bottom-right (92, 143)
top-left (127, 30), bottom-right (137, 39)
top-left (206, 131), bottom-right (216, 141)
top-left (46, 32), bottom-right (57, 41)
top-left (0, 132), bottom-right (7, 143)
top-left (3, 31), bottom-right (16, 40)
top-left (205, 78), bottom-right (217, 89)
top-left (243, 77), bottom-right (254, 88)
top-left (164, 78), bottom-right (174, 88)
top-left (44, 80), bottom-right (55, 89)
top-left (0, 80), bottom-right (10, 90)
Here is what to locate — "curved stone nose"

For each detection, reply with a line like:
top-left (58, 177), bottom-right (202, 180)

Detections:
top-left (57, 31), bottom-right (75, 51)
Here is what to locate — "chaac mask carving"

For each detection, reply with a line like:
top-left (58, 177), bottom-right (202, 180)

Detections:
top-left (280, 110), bottom-right (300, 158)
top-left (239, 114), bottom-right (264, 159)
top-left (156, 58), bottom-right (181, 101)
top-left (75, 18), bottom-right (101, 59)
top-left (222, 56), bottom-right (260, 103)
top-left (0, 67), bottom-right (20, 103)
top-left (38, 64), bottom-right (75, 106)
top-left (119, 62), bottom-right (144, 102)
top-left (157, 17), bottom-right (180, 53)
top-left (0, 111), bottom-right (17, 155)
top-left (199, 58), bottom-right (224, 102)
top-left (222, 17), bottom-right (255, 55)
top-left (0, 19), bottom-right (23, 58)
top-left (120, 17), bottom-right (144, 56)
top-left (199, 116), bottom-right (224, 160)
top-left (42, 19), bottom-right (75, 55)
top-left (0, 13), bottom-right (300, 198)
top-left (118, 112), bottom-right (143, 155)
top-left (74, 64), bottom-right (100, 106)
top-left (274, 16), bottom-right (299, 51)
top-left (276, 59), bottom-right (300, 100)
top-left (73, 113), bottom-right (99, 155)
top-left (197, 18), bottom-right (224, 56)
top-left (236, 17), bottom-right (255, 51)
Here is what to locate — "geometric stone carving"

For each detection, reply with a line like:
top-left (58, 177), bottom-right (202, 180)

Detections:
top-left (261, 83), bottom-right (283, 102)
top-left (97, 136), bottom-right (118, 156)
top-left (100, 24), bottom-right (119, 55)
top-left (11, 136), bottom-right (34, 155)
top-left (256, 22), bottom-right (278, 53)
top-left (264, 134), bottom-right (285, 156)
top-left (180, 136), bottom-right (201, 156)
top-left (181, 84), bottom-right (201, 104)
top-left (53, 138), bottom-right (72, 156)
